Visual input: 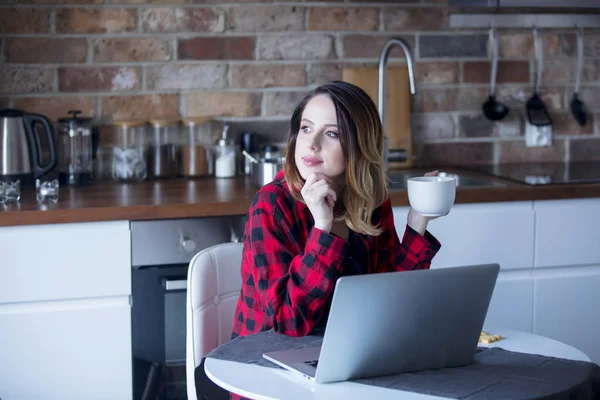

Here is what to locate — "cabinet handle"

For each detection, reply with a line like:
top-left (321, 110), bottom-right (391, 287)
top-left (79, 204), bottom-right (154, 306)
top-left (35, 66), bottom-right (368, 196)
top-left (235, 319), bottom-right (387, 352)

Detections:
top-left (162, 278), bottom-right (187, 291)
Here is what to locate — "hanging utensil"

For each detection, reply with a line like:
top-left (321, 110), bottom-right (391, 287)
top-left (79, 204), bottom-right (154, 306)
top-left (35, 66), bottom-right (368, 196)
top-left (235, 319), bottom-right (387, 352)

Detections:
top-left (570, 26), bottom-right (587, 127)
top-left (483, 28), bottom-right (510, 121)
top-left (526, 28), bottom-right (552, 127)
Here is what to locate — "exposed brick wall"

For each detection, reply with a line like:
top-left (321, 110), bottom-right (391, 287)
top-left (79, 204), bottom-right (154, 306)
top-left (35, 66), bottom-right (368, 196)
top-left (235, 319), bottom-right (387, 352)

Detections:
top-left (1, 0), bottom-right (599, 166)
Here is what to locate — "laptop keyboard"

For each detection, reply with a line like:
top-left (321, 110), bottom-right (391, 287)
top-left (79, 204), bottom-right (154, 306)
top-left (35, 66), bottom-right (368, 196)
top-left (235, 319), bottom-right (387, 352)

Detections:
top-left (304, 359), bottom-right (319, 368)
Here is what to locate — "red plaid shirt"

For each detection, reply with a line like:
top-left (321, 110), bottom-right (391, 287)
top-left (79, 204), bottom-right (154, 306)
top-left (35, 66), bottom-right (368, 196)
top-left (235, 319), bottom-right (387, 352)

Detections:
top-left (231, 171), bottom-right (441, 340)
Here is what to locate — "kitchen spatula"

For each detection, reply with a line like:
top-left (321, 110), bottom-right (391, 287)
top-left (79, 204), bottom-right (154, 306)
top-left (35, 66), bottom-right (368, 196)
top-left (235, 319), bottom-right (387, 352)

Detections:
top-left (526, 29), bottom-right (552, 127)
top-left (570, 27), bottom-right (587, 127)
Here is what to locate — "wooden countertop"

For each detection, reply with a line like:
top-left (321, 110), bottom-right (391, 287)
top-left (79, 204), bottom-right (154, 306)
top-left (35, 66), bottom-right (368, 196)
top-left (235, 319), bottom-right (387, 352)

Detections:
top-left (1, 168), bottom-right (600, 227)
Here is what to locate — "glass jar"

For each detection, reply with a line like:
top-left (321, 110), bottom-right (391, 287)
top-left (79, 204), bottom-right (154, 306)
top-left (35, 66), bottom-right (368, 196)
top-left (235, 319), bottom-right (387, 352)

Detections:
top-left (214, 124), bottom-right (236, 178)
top-left (148, 119), bottom-right (179, 179)
top-left (107, 121), bottom-right (148, 182)
top-left (180, 118), bottom-right (220, 178)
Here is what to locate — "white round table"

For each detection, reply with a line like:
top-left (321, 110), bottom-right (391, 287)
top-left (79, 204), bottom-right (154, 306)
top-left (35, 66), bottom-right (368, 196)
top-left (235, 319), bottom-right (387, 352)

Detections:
top-left (204, 327), bottom-right (591, 400)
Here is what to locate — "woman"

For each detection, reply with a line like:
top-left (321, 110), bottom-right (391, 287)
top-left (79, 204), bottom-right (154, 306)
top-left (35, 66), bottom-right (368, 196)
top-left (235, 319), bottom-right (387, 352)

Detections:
top-left (232, 81), bottom-right (443, 340)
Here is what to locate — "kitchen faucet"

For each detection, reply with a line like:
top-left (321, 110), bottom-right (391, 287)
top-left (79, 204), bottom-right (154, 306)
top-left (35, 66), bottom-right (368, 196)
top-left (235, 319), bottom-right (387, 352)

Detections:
top-left (378, 38), bottom-right (416, 168)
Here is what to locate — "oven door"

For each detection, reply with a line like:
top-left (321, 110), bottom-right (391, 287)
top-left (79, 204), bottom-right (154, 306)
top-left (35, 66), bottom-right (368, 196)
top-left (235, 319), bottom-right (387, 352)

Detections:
top-left (132, 265), bottom-right (189, 365)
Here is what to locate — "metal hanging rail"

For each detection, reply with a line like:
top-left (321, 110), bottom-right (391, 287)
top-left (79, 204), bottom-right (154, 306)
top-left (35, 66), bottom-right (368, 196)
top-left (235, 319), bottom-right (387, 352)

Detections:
top-left (449, 14), bottom-right (600, 29)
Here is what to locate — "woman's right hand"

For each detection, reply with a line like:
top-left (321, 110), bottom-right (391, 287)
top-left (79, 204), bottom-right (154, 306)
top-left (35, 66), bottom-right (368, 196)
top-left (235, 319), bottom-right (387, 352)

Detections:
top-left (301, 172), bottom-right (337, 232)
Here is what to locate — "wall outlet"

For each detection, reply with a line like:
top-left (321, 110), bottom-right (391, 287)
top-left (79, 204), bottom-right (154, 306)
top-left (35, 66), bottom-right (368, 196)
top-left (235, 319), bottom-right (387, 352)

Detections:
top-left (525, 122), bottom-right (553, 147)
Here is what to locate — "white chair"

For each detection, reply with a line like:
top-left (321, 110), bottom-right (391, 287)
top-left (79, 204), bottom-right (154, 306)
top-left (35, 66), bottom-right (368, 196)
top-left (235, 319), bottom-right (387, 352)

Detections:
top-left (186, 242), bottom-right (244, 400)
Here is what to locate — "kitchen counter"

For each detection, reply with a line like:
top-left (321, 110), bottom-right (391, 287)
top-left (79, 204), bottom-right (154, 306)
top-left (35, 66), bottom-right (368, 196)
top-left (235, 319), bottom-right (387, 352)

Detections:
top-left (1, 167), bottom-right (600, 227)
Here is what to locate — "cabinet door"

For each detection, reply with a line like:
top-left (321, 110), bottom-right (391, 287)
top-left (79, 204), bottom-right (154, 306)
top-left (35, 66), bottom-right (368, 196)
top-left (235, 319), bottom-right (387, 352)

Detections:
top-left (533, 266), bottom-right (600, 364)
top-left (393, 201), bottom-right (535, 270)
top-left (0, 298), bottom-right (132, 400)
top-left (484, 270), bottom-right (533, 333)
top-left (0, 221), bottom-right (131, 303)
top-left (534, 198), bottom-right (600, 268)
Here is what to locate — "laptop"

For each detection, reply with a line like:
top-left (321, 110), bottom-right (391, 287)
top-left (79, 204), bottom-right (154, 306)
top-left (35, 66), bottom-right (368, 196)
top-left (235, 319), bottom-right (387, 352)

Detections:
top-left (263, 263), bottom-right (500, 383)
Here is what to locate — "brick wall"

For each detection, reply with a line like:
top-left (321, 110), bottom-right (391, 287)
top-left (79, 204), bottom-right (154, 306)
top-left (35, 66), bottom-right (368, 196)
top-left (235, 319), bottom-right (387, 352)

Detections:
top-left (1, 0), bottom-right (599, 166)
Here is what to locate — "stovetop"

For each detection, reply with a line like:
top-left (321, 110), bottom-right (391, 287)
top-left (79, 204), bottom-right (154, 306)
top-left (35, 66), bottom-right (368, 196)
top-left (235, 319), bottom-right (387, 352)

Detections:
top-left (470, 162), bottom-right (600, 185)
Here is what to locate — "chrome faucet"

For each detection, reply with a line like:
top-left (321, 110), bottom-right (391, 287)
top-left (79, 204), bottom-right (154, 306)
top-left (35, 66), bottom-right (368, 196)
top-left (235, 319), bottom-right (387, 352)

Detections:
top-left (378, 38), bottom-right (416, 169)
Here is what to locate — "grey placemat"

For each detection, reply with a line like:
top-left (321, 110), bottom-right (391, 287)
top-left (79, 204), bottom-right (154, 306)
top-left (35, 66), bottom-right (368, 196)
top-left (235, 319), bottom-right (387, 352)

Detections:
top-left (206, 330), bottom-right (600, 400)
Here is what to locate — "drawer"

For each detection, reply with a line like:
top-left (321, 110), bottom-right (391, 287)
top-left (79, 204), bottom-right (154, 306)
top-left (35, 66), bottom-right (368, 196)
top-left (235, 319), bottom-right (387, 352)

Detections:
top-left (131, 217), bottom-right (243, 267)
top-left (0, 221), bottom-right (131, 304)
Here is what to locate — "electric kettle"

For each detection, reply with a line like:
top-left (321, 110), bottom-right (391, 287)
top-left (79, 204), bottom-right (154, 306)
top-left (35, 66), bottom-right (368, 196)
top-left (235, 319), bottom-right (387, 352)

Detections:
top-left (0, 108), bottom-right (57, 186)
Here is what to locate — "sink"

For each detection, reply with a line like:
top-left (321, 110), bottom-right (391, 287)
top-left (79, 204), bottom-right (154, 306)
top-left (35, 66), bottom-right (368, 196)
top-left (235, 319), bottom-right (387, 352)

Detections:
top-left (387, 170), bottom-right (506, 191)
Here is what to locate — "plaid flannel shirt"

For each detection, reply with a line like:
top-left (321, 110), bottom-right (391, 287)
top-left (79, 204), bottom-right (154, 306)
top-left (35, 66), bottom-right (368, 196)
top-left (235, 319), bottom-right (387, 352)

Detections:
top-left (231, 171), bottom-right (441, 340)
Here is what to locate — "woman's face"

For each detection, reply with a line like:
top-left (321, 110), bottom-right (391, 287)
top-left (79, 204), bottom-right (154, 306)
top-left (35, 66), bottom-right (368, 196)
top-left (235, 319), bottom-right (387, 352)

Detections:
top-left (294, 94), bottom-right (346, 184)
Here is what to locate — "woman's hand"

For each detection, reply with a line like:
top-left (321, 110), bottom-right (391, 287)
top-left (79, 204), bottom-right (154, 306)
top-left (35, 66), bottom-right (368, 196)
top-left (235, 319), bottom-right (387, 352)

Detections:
top-left (301, 172), bottom-right (337, 232)
top-left (407, 170), bottom-right (444, 236)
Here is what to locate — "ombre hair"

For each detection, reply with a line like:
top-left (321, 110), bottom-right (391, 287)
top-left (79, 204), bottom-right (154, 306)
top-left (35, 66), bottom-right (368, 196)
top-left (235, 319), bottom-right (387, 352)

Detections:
top-left (283, 81), bottom-right (388, 236)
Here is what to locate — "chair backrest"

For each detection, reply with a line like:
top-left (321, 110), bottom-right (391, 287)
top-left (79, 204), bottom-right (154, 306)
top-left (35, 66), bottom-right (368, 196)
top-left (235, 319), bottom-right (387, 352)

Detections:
top-left (186, 242), bottom-right (243, 400)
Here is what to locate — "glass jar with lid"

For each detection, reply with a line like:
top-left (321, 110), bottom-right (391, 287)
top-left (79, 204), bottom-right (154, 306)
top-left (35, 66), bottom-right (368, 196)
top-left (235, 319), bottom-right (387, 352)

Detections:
top-left (180, 118), bottom-right (221, 178)
top-left (148, 119), bottom-right (179, 179)
top-left (106, 120), bottom-right (148, 182)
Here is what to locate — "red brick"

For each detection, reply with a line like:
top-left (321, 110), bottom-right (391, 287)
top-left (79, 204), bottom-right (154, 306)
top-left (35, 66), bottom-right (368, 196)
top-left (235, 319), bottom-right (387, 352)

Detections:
top-left (231, 64), bottom-right (305, 88)
top-left (417, 88), bottom-right (458, 113)
top-left (263, 91), bottom-right (309, 116)
top-left (570, 138), bottom-right (600, 161)
top-left (185, 92), bottom-right (260, 117)
top-left (142, 7), bottom-right (224, 33)
top-left (307, 63), bottom-right (344, 85)
top-left (58, 67), bottom-right (141, 92)
top-left (308, 7), bottom-right (378, 31)
top-left (417, 142), bottom-right (493, 167)
top-left (0, 66), bottom-right (53, 94)
top-left (552, 112), bottom-right (594, 135)
top-left (19, 0), bottom-right (101, 3)
top-left (463, 61), bottom-right (530, 84)
top-left (0, 8), bottom-right (49, 33)
top-left (57, 8), bottom-right (136, 33)
top-left (5, 38), bottom-right (87, 64)
top-left (415, 62), bottom-right (458, 85)
top-left (102, 94), bottom-right (179, 120)
top-left (383, 7), bottom-right (446, 30)
top-left (458, 113), bottom-right (522, 138)
top-left (411, 113), bottom-right (455, 141)
top-left (343, 35), bottom-right (415, 58)
top-left (496, 86), bottom-right (564, 112)
top-left (178, 37), bottom-right (254, 60)
top-left (229, 6), bottom-right (304, 32)
top-left (259, 34), bottom-right (334, 60)
top-left (498, 140), bottom-right (566, 163)
top-left (146, 64), bottom-right (227, 90)
top-left (13, 96), bottom-right (96, 120)
top-left (94, 38), bottom-right (171, 62)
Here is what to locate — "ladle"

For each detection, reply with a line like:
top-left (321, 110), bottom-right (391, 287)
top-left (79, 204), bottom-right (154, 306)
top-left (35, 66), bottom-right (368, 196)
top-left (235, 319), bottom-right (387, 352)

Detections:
top-left (483, 28), bottom-right (510, 121)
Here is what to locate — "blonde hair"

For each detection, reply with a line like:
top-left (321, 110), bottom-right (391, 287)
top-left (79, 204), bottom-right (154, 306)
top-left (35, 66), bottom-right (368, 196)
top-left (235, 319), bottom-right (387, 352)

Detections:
top-left (283, 81), bottom-right (388, 236)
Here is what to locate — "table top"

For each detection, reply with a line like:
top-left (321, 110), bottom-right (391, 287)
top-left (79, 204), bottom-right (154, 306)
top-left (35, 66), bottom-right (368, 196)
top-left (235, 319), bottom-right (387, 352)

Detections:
top-left (204, 327), bottom-right (591, 400)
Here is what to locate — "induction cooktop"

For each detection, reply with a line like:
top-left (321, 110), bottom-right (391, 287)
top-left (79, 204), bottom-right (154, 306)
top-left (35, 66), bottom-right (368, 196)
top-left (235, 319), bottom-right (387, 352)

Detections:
top-left (470, 162), bottom-right (600, 185)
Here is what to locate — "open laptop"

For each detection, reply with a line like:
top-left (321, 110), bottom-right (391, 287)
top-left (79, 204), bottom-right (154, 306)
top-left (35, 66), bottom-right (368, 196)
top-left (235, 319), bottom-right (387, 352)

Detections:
top-left (263, 263), bottom-right (500, 383)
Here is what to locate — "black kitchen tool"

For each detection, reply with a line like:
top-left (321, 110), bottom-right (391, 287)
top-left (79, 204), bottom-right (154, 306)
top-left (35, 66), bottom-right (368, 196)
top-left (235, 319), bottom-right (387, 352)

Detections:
top-left (526, 28), bottom-right (552, 127)
top-left (483, 28), bottom-right (510, 121)
top-left (570, 27), bottom-right (587, 127)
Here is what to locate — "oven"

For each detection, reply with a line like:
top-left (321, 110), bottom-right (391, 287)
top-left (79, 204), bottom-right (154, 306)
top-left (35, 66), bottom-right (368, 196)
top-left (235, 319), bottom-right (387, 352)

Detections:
top-left (130, 216), bottom-right (246, 400)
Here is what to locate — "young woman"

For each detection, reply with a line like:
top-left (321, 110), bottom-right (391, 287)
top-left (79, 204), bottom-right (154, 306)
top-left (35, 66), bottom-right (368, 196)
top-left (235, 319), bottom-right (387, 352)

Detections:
top-left (231, 81), bottom-right (444, 341)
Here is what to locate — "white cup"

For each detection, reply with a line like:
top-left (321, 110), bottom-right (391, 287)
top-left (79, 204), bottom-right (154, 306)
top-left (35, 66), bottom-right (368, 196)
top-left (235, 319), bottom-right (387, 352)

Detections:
top-left (407, 176), bottom-right (456, 217)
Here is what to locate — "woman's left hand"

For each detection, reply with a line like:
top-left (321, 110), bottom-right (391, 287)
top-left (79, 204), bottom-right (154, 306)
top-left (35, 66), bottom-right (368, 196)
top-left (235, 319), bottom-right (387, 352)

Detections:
top-left (407, 170), bottom-right (444, 236)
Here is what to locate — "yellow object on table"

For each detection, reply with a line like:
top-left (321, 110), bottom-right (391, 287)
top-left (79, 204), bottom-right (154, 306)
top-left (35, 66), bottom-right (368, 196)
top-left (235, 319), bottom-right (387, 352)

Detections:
top-left (479, 331), bottom-right (503, 344)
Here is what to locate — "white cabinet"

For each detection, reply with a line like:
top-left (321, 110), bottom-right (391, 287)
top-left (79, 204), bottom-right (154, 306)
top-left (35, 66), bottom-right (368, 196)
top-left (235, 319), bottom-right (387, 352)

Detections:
top-left (534, 198), bottom-right (600, 268)
top-left (0, 221), bottom-right (132, 400)
top-left (0, 221), bottom-right (131, 303)
top-left (393, 201), bottom-right (535, 270)
top-left (0, 298), bottom-right (132, 400)
top-left (484, 270), bottom-right (533, 333)
top-left (533, 266), bottom-right (600, 364)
